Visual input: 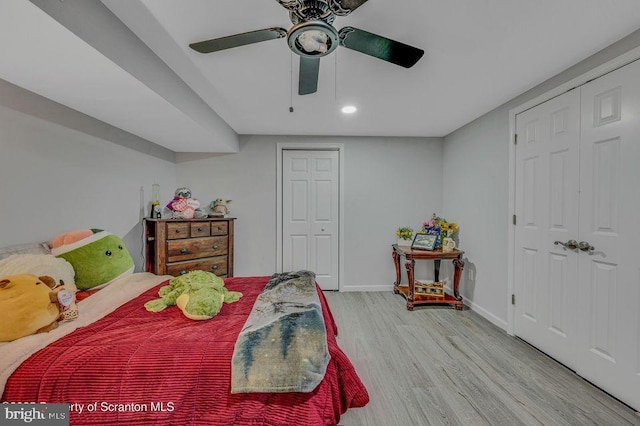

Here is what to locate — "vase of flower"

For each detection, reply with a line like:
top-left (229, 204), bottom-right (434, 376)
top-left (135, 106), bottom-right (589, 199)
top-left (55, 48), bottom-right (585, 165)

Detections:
top-left (396, 227), bottom-right (413, 246)
top-left (423, 213), bottom-right (459, 251)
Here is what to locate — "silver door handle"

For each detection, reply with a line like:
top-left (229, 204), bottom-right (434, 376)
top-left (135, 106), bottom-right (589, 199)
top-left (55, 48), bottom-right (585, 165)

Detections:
top-left (554, 240), bottom-right (578, 250)
top-left (578, 241), bottom-right (595, 252)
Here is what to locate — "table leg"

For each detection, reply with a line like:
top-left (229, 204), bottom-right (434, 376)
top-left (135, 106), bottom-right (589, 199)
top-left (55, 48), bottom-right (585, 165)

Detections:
top-left (453, 257), bottom-right (465, 310)
top-left (404, 257), bottom-right (415, 311)
top-left (434, 259), bottom-right (441, 282)
top-left (392, 249), bottom-right (401, 294)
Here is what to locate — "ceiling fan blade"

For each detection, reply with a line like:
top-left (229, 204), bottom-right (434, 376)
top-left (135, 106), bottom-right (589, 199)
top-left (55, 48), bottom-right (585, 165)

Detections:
top-left (189, 27), bottom-right (287, 53)
top-left (330, 0), bottom-right (369, 15)
top-left (338, 27), bottom-right (424, 68)
top-left (299, 57), bottom-right (320, 95)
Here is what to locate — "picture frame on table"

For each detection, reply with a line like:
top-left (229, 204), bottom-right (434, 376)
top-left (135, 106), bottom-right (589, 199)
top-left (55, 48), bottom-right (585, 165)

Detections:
top-left (411, 233), bottom-right (437, 251)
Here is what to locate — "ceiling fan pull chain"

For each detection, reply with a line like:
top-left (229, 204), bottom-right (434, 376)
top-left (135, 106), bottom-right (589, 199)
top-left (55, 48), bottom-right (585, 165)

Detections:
top-left (334, 51), bottom-right (338, 102)
top-left (290, 52), bottom-right (295, 112)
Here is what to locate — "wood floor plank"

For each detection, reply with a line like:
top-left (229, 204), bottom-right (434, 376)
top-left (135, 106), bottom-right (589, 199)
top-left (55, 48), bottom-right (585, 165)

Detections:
top-left (325, 291), bottom-right (640, 426)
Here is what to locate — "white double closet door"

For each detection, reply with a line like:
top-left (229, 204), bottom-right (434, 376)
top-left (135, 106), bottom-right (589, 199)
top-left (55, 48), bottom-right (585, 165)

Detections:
top-left (514, 59), bottom-right (640, 410)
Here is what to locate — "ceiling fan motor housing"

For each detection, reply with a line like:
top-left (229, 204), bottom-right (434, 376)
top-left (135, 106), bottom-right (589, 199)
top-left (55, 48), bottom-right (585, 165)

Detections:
top-left (277, 0), bottom-right (335, 25)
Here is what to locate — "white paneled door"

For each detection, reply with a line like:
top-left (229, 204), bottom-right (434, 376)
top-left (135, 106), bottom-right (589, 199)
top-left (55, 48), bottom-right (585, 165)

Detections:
top-left (514, 59), bottom-right (640, 410)
top-left (282, 150), bottom-right (339, 290)
top-left (576, 59), bottom-right (640, 409)
top-left (514, 88), bottom-right (581, 369)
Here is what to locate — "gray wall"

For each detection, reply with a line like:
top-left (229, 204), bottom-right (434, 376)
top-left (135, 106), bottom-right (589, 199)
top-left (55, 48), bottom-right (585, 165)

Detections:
top-left (4, 25), bottom-right (640, 327)
top-left (442, 28), bottom-right (640, 328)
top-left (175, 135), bottom-right (444, 290)
top-left (0, 79), bottom-right (443, 289)
top-left (0, 82), bottom-right (176, 270)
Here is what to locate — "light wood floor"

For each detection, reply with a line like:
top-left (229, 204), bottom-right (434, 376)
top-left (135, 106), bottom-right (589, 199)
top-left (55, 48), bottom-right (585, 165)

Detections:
top-left (324, 291), bottom-right (640, 426)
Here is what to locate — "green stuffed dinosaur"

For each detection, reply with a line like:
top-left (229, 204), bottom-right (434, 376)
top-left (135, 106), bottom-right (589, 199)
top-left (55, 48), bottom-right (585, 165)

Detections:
top-left (145, 270), bottom-right (242, 320)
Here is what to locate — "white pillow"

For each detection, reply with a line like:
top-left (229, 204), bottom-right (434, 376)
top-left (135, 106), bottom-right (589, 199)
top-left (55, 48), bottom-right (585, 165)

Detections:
top-left (0, 254), bottom-right (76, 292)
top-left (0, 242), bottom-right (50, 260)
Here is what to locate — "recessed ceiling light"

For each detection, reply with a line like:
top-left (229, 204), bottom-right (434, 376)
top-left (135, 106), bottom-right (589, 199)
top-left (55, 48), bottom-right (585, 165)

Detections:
top-left (341, 105), bottom-right (357, 114)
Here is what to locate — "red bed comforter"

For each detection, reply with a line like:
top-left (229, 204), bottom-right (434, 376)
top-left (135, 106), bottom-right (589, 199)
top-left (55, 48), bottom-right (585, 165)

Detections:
top-left (2, 276), bottom-right (369, 425)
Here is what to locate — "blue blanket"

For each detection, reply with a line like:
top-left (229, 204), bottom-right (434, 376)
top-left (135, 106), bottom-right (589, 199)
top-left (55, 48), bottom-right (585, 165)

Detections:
top-left (231, 271), bottom-right (330, 393)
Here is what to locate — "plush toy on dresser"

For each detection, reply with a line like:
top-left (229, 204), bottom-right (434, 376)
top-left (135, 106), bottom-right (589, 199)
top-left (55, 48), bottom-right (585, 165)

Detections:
top-left (164, 187), bottom-right (208, 219)
top-left (209, 198), bottom-right (232, 217)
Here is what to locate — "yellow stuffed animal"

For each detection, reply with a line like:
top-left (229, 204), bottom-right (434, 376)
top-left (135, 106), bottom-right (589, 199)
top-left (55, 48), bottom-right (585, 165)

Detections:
top-left (0, 274), bottom-right (77, 342)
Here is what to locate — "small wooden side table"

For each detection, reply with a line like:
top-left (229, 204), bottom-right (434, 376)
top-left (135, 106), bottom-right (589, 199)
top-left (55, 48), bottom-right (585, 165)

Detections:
top-left (392, 244), bottom-right (464, 311)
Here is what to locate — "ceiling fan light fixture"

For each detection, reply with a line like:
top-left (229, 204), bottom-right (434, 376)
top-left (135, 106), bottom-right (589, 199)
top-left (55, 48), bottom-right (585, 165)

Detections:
top-left (288, 21), bottom-right (338, 58)
top-left (341, 105), bottom-right (357, 114)
top-left (298, 30), bottom-right (329, 53)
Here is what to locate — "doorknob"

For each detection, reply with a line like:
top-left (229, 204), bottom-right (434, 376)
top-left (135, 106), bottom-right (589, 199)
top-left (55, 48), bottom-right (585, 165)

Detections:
top-left (554, 240), bottom-right (578, 250)
top-left (578, 241), bottom-right (595, 252)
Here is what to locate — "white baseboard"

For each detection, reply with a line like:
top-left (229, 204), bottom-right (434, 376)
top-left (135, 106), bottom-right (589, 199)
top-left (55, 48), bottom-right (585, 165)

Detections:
top-left (462, 297), bottom-right (508, 331)
top-left (339, 284), bottom-right (394, 292)
top-left (337, 284), bottom-right (509, 332)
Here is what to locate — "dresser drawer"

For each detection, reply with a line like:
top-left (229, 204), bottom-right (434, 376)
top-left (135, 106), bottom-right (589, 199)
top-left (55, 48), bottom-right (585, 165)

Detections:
top-left (166, 222), bottom-right (190, 240)
top-left (167, 236), bottom-right (228, 262)
top-left (190, 222), bottom-right (210, 237)
top-left (211, 222), bottom-right (228, 236)
top-left (166, 256), bottom-right (228, 277)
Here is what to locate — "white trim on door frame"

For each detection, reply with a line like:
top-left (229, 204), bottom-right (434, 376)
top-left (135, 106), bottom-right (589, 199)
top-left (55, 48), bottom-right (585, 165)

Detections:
top-left (276, 142), bottom-right (345, 290)
top-left (506, 46), bottom-right (640, 335)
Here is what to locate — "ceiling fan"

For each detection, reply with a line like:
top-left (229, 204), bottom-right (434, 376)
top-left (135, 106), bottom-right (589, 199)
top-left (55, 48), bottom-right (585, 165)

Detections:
top-left (189, 0), bottom-right (424, 95)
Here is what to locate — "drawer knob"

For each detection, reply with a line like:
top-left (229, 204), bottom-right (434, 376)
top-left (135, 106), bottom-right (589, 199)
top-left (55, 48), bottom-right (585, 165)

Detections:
top-left (180, 270), bottom-right (187, 275)
top-left (218, 227), bottom-right (222, 231)
top-left (212, 265), bottom-right (218, 270)
top-left (175, 229), bottom-right (181, 234)
top-left (213, 245), bottom-right (219, 249)
top-left (197, 227), bottom-right (203, 232)
top-left (180, 248), bottom-right (189, 254)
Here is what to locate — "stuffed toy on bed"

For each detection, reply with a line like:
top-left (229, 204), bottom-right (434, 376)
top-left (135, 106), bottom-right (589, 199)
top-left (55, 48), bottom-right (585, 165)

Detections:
top-left (50, 229), bottom-right (134, 291)
top-left (145, 270), bottom-right (242, 320)
top-left (0, 274), bottom-right (78, 342)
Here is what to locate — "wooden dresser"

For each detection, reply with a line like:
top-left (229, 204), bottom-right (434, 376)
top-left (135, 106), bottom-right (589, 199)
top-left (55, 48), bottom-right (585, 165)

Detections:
top-left (144, 218), bottom-right (235, 277)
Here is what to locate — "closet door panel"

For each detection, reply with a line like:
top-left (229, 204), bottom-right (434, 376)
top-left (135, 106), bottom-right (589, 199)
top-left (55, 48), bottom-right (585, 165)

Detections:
top-left (514, 89), bottom-right (581, 368)
top-left (577, 58), bottom-right (640, 411)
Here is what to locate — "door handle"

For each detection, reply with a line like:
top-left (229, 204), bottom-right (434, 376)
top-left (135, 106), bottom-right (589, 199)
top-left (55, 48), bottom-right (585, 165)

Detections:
top-left (554, 240), bottom-right (578, 250)
top-left (578, 241), bottom-right (595, 252)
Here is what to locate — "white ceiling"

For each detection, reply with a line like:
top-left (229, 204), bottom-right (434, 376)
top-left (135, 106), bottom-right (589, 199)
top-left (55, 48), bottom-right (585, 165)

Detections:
top-left (2, 1), bottom-right (640, 152)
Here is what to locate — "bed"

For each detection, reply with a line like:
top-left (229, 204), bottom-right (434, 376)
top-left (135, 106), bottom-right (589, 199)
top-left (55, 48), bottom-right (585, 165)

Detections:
top-left (0, 272), bottom-right (369, 425)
